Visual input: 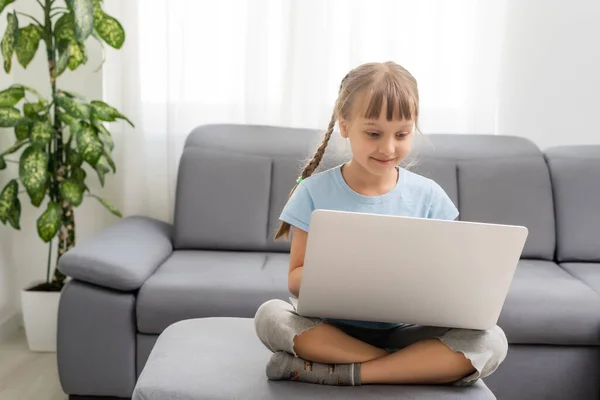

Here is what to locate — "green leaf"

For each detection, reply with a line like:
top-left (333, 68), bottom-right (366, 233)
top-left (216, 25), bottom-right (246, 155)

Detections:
top-left (19, 146), bottom-right (48, 207)
top-left (1, 12), bottom-right (19, 73)
top-left (37, 201), bottom-right (62, 242)
top-left (15, 24), bottom-right (42, 69)
top-left (71, 165), bottom-right (86, 182)
top-left (0, 86), bottom-right (24, 106)
top-left (59, 179), bottom-right (83, 206)
top-left (90, 193), bottom-right (121, 218)
top-left (23, 102), bottom-right (46, 118)
top-left (76, 124), bottom-right (103, 165)
top-left (55, 13), bottom-right (87, 71)
top-left (0, 0), bottom-right (16, 14)
top-left (66, 149), bottom-right (82, 167)
top-left (58, 110), bottom-right (81, 134)
top-left (104, 151), bottom-right (115, 172)
top-left (0, 156), bottom-right (5, 170)
top-left (1, 139), bottom-right (27, 156)
top-left (0, 179), bottom-right (17, 224)
top-left (56, 95), bottom-right (90, 120)
top-left (92, 119), bottom-right (114, 150)
top-left (94, 12), bottom-right (125, 49)
top-left (14, 124), bottom-right (29, 141)
top-left (91, 100), bottom-right (133, 126)
top-left (68, 40), bottom-right (86, 70)
top-left (94, 155), bottom-right (109, 186)
top-left (61, 90), bottom-right (86, 100)
top-left (72, 0), bottom-right (93, 41)
top-left (0, 106), bottom-right (25, 127)
top-left (91, 0), bottom-right (103, 21)
top-left (55, 14), bottom-right (74, 42)
top-left (54, 40), bottom-right (70, 77)
top-left (30, 120), bottom-right (53, 148)
top-left (8, 196), bottom-right (20, 229)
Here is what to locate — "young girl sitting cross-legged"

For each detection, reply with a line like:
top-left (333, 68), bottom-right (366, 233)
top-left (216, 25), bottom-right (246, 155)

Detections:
top-left (254, 61), bottom-right (508, 387)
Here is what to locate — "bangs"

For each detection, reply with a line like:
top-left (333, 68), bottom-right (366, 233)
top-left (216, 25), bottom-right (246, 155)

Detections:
top-left (361, 78), bottom-right (417, 121)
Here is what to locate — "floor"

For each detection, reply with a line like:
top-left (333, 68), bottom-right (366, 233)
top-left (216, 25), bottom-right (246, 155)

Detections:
top-left (0, 329), bottom-right (67, 400)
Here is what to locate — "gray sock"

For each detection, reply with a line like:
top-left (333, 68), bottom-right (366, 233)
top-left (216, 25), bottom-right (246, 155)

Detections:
top-left (266, 351), bottom-right (361, 386)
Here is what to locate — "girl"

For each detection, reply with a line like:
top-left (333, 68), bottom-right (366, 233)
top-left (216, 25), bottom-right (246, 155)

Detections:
top-left (254, 61), bottom-right (507, 387)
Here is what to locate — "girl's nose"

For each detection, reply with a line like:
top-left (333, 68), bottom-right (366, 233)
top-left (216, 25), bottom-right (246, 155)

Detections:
top-left (379, 138), bottom-right (395, 155)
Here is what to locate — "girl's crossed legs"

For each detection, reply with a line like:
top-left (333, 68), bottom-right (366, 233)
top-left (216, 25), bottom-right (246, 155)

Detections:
top-left (254, 299), bottom-right (508, 386)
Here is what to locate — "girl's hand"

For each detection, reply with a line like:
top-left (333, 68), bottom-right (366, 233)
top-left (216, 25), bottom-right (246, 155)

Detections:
top-left (288, 227), bottom-right (308, 297)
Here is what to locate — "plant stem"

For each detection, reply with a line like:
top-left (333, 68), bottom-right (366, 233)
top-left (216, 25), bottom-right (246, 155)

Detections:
top-left (16, 12), bottom-right (43, 27)
top-left (36, 0), bottom-right (44, 9)
top-left (43, 0), bottom-right (68, 286)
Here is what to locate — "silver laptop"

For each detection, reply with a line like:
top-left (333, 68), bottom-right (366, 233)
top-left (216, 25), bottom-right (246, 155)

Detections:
top-left (294, 210), bottom-right (528, 330)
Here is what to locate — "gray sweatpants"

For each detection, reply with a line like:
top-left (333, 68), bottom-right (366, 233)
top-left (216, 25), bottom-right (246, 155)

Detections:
top-left (254, 299), bottom-right (508, 386)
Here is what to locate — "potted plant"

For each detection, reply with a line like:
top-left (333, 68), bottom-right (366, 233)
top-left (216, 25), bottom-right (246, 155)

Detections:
top-left (0, 0), bottom-right (130, 351)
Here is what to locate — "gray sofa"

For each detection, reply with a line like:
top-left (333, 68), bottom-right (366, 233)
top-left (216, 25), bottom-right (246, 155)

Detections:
top-left (57, 124), bottom-right (600, 400)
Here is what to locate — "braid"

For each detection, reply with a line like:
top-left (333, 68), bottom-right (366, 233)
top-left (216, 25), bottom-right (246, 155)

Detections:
top-left (274, 112), bottom-right (337, 240)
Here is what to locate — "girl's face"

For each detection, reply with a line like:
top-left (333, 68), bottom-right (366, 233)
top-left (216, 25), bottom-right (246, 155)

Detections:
top-left (339, 99), bottom-right (414, 178)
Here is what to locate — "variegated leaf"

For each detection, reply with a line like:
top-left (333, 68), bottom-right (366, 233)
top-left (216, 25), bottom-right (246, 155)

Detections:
top-left (94, 155), bottom-right (110, 186)
top-left (0, 106), bottom-right (25, 127)
top-left (30, 120), bottom-right (53, 148)
top-left (56, 94), bottom-right (90, 120)
top-left (8, 196), bottom-right (20, 229)
top-left (37, 201), bottom-right (62, 242)
top-left (14, 124), bottom-right (29, 141)
top-left (23, 102), bottom-right (46, 119)
top-left (76, 124), bottom-right (102, 165)
top-left (0, 86), bottom-right (24, 106)
top-left (0, 179), bottom-right (18, 224)
top-left (71, 166), bottom-right (86, 182)
top-left (15, 24), bottom-right (43, 68)
top-left (72, 0), bottom-right (93, 41)
top-left (1, 12), bottom-right (18, 73)
top-left (59, 179), bottom-right (83, 206)
top-left (19, 146), bottom-right (48, 207)
top-left (66, 149), bottom-right (83, 167)
top-left (94, 11), bottom-right (124, 49)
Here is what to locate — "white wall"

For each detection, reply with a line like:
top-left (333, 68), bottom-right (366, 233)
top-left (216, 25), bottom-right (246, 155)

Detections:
top-left (0, 0), bottom-right (118, 330)
top-left (497, 0), bottom-right (600, 148)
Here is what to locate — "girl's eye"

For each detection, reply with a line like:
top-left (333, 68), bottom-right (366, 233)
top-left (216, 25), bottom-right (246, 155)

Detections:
top-left (396, 133), bottom-right (408, 139)
top-left (367, 132), bottom-right (380, 138)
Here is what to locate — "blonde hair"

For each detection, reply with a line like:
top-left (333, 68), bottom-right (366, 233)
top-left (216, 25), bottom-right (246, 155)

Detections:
top-left (275, 61), bottom-right (420, 239)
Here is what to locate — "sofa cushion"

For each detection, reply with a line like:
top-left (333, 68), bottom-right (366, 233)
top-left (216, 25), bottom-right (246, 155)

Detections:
top-left (498, 260), bottom-right (600, 345)
top-left (136, 251), bottom-right (289, 334)
top-left (457, 158), bottom-right (555, 259)
top-left (132, 318), bottom-right (496, 400)
top-left (545, 146), bottom-right (600, 262)
top-left (561, 263), bottom-right (600, 293)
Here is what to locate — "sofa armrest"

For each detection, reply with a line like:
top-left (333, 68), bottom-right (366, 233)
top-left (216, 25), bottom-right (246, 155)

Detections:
top-left (58, 216), bottom-right (173, 291)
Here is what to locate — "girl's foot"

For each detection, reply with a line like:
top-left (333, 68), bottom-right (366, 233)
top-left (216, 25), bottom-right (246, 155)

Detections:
top-left (266, 351), bottom-right (361, 386)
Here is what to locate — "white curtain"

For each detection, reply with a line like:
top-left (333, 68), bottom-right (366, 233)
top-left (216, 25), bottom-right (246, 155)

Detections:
top-left (102, 0), bottom-right (507, 222)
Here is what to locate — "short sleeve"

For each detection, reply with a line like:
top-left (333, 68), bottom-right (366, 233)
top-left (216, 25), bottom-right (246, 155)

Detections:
top-left (427, 181), bottom-right (459, 221)
top-left (279, 182), bottom-right (314, 232)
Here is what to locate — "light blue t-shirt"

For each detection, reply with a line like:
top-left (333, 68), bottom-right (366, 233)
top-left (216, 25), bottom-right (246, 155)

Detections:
top-left (280, 164), bottom-right (459, 330)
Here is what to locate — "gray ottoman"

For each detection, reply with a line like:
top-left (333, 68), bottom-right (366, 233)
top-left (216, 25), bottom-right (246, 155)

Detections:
top-left (133, 318), bottom-right (496, 400)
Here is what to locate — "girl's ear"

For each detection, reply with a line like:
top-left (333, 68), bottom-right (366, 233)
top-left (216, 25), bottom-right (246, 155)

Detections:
top-left (339, 119), bottom-right (349, 139)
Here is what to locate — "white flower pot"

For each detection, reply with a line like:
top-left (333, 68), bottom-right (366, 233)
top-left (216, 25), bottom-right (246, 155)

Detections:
top-left (21, 286), bottom-right (61, 352)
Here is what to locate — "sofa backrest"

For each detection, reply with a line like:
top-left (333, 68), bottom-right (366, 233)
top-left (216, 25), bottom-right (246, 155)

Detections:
top-left (545, 146), bottom-right (600, 262)
top-left (173, 124), bottom-right (326, 252)
top-left (406, 134), bottom-right (556, 259)
top-left (173, 124), bottom-right (556, 259)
